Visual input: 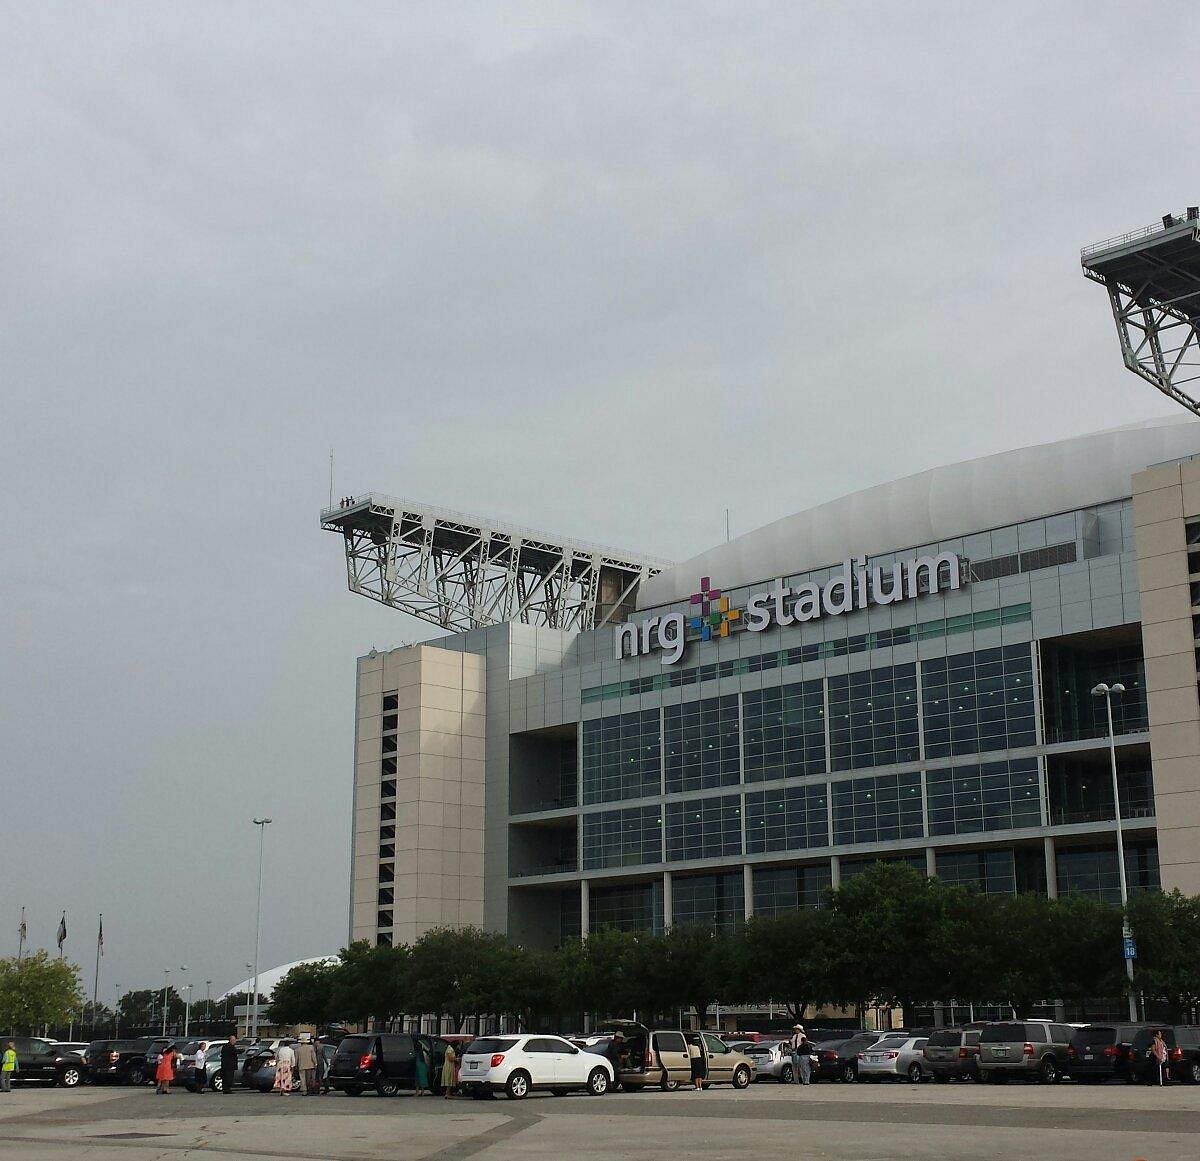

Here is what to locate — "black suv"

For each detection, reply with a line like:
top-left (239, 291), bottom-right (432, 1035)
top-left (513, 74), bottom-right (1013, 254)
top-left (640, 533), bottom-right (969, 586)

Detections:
top-left (1127, 1026), bottom-right (1200, 1085)
top-left (327, 1033), bottom-right (419, 1096)
top-left (7, 1037), bottom-right (88, 1087)
top-left (87, 1038), bottom-right (155, 1085)
top-left (1066, 1024), bottom-right (1150, 1084)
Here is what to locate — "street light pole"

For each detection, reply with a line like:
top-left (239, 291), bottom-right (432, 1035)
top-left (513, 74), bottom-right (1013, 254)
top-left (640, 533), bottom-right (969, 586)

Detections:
top-left (114, 985), bottom-right (120, 1037)
top-left (1092, 682), bottom-right (1138, 1022)
top-left (161, 969), bottom-right (171, 1037)
top-left (182, 980), bottom-right (193, 1037)
top-left (251, 817), bottom-right (272, 1041)
top-left (206, 980), bottom-right (212, 1022)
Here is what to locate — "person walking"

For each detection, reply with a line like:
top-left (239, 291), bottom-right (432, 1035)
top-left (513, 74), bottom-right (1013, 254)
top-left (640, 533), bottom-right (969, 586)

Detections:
top-left (273, 1042), bottom-right (296, 1095)
top-left (1, 1042), bottom-right (16, 1093)
top-left (441, 1043), bottom-right (457, 1099)
top-left (219, 1036), bottom-right (239, 1096)
top-left (1151, 1030), bottom-right (1169, 1086)
top-left (193, 1042), bottom-right (208, 1093)
top-left (295, 1036), bottom-right (318, 1096)
top-left (155, 1044), bottom-right (176, 1095)
top-left (313, 1041), bottom-right (328, 1095)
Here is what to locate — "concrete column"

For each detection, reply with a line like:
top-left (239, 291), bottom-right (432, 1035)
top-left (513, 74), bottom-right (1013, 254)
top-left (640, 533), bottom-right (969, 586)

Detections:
top-left (581, 879), bottom-right (591, 937)
top-left (926, 846), bottom-right (937, 877)
top-left (1044, 837), bottom-right (1058, 899)
top-left (663, 871), bottom-right (673, 929)
top-left (743, 864), bottom-right (754, 920)
top-left (830, 854), bottom-right (841, 888)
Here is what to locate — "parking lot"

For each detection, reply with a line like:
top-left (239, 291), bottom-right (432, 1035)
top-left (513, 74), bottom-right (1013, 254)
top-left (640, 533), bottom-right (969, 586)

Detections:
top-left (2, 1080), bottom-right (1198, 1160)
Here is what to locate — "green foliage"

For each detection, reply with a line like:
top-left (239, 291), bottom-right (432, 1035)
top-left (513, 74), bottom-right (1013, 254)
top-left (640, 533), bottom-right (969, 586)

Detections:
top-left (0, 952), bottom-right (86, 1032)
top-left (1126, 890), bottom-right (1200, 1017)
top-left (267, 960), bottom-right (339, 1026)
top-left (329, 942), bottom-right (409, 1026)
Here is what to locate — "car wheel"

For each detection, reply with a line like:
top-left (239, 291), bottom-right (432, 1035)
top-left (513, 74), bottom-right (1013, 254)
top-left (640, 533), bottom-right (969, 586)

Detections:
top-left (779, 1064), bottom-right (794, 1084)
top-left (841, 1063), bottom-right (857, 1083)
top-left (376, 1080), bottom-right (401, 1097)
top-left (59, 1067), bottom-right (83, 1089)
top-left (210, 1074), bottom-right (224, 1093)
top-left (1039, 1057), bottom-right (1059, 1085)
top-left (1188, 1061), bottom-right (1200, 1085)
top-left (661, 1075), bottom-right (679, 1092)
top-left (587, 1068), bottom-right (609, 1096)
top-left (505, 1071), bottom-right (530, 1100)
top-left (732, 1066), bottom-right (751, 1090)
top-left (907, 1063), bottom-right (923, 1084)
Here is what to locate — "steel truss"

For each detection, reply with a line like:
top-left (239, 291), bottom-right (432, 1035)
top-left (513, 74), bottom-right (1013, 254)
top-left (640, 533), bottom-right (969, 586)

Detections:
top-left (1082, 211), bottom-right (1200, 416)
top-left (321, 494), bottom-right (670, 633)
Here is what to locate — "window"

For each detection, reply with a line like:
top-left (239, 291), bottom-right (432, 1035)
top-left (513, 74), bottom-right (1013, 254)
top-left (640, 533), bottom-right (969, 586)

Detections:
top-left (382, 714), bottom-right (397, 733)
top-left (379, 824), bottom-right (395, 840)
top-left (589, 881), bottom-right (664, 933)
top-left (1056, 843), bottom-right (1160, 902)
top-left (379, 802), bottom-right (396, 822)
top-left (376, 932), bottom-right (392, 947)
top-left (671, 871), bottom-right (744, 928)
top-left (1047, 758), bottom-right (1154, 825)
top-left (832, 771), bottom-right (923, 845)
top-left (378, 843), bottom-right (395, 859)
top-left (525, 1039), bottom-right (561, 1054)
top-left (378, 863), bottom-right (394, 883)
top-left (380, 779), bottom-right (396, 800)
top-left (582, 710), bottom-right (661, 805)
top-left (702, 1034), bottom-right (729, 1054)
top-left (743, 679), bottom-right (825, 782)
top-left (922, 646), bottom-right (1036, 758)
top-left (829, 664), bottom-right (919, 771)
top-left (935, 849), bottom-right (1017, 895)
top-left (664, 695), bottom-right (741, 793)
top-left (1041, 641), bottom-right (1149, 742)
top-left (745, 784), bottom-right (829, 853)
top-left (377, 887), bottom-right (393, 904)
top-left (381, 734), bottom-right (397, 754)
top-left (840, 853), bottom-right (925, 881)
top-left (582, 805), bottom-right (662, 870)
top-left (656, 1032), bottom-right (687, 1053)
top-left (665, 795), bottom-right (742, 861)
top-left (377, 910), bottom-right (392, 928)
top-left (382, 692), bottom-right (398, 711)
top-left (752, 864), bottom-right (832, 916)
top-left (926, 758), bottom-right (1041, 835)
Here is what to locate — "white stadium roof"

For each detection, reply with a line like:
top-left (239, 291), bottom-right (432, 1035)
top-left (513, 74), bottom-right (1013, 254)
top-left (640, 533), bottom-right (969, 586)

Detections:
top-left (217, 956), bottom-right (338, 1001)
top-left (638, 414), bottom-right (1200, 608)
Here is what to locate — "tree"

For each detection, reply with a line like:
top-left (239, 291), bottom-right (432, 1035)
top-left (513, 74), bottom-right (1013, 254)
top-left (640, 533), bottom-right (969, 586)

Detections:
top-left (0, 952), bottom-right (85, 1032)
top-left (1126, 890), bottom-right (1200, 1018)
top-left (738, 909), bottom-right (840, 1022)
top-left (407, 927), bottom-right (508, 1031)
top-left (329, 942), bottom-right (408, 1027)
top-left (118, 987), bottom-right (191, 1029)
top-left (648, 925), bottom-right (738, 1027)
top-left (267, 960), bottom-right (338, 1027)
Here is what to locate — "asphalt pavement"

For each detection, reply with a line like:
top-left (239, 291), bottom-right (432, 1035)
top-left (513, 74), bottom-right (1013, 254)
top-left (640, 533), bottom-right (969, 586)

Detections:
top-left (0, 1078), bottom-right (1195, 1159)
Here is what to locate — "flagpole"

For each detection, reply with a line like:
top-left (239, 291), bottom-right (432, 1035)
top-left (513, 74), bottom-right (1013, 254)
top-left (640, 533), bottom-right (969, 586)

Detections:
top-left (91, 914), bottom-right (103, 1035)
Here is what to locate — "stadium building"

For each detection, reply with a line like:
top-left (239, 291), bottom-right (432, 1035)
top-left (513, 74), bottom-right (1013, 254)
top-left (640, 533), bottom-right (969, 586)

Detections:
top-left (326, 416), bottom-right (1200, 952)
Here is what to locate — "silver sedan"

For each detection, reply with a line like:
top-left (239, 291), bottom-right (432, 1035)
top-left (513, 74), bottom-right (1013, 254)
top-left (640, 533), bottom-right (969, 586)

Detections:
top-left (856, 1035), bottom-right (930, 1082)
top-left (742, 1040), bottom-right (797, 1083)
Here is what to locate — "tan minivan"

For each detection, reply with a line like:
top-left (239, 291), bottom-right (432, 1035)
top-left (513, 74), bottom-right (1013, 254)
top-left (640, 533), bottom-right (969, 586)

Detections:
top-left (593, 1022), bottom-right (755, 1091)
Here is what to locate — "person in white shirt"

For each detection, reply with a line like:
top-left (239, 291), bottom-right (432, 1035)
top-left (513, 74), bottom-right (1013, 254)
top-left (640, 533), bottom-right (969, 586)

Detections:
top-left (193, 1044), bottom-right (208, 1094)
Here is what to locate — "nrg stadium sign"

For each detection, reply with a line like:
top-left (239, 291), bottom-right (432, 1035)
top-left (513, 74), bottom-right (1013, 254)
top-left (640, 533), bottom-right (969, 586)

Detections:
top-left (615, 552), bottom-right (967, 665)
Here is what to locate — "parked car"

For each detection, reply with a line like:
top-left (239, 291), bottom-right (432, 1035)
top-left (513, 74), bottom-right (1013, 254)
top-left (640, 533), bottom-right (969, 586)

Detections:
top-left (820, 1032), bottom-right (888, 1083)
top-left (326, 1032), bottom-right (434, 1096)
top-left (742, 1039), bottom-right (795, 1083)
top-left (1126, 1026), bottom-right (1200, 1085)
top-left (239, 1042), bottom-right (337, 1092)
top-left (689, 1032), bottom-right (756, 1089)
top-left (458, 1034), bottom-right (613, 1099)
top-left (6, 1037), bottom-right (88, 1087)
top-left (923, 1029), bottom-right (981, 1082)
top-left (857, 1034), bottom-right (929, 1082)
top-left (86, 1038), bottom-right (155, 1085)
top-left (1066, 1024), bottom-right (1150, 1084)
top-left (587, 1021), bottom-right (694, 1091)
top-left (977, 1020), bottom-right (1073, 1084)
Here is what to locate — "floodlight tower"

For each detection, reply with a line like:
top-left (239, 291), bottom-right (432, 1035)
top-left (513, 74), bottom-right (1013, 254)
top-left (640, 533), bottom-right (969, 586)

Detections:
top-left (1081, 207), bottom-right (1200, 414)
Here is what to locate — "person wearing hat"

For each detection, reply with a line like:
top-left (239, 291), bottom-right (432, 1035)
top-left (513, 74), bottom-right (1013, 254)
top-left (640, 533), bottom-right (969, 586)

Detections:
top-left (789, 1024), bottom-right (814, 1086)
top-left (605, 1032), bottom-right (627, 1084)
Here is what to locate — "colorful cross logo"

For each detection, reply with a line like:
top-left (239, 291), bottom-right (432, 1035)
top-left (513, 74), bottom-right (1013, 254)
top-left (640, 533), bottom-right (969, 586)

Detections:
top-left (689, 576), bottom-right (740, 640)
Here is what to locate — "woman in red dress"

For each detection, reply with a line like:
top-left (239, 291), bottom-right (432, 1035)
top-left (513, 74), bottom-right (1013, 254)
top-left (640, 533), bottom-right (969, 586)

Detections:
top-left (155, 1045), bottom-right (176, 1095)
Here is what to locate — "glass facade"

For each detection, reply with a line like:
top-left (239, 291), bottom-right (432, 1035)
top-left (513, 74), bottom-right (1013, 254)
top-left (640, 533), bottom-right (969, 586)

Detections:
top-left (921, 645), bottom-right (1036, 758)
top-left (926, 758), bottom-right (1041, 836)
top-left (582, 805), bottom-right (662, 870)
top-left (829, 664), bottom-right (919, 770)
top-left (1041, 641), bottom-right (1149, 743)
top-left (936, 848), bottom-right (1017, 894)
top-left (582, 709), bottom-right (660, 805)
top-left (666, 795), bottom-right (742, 861)
top-left (745, 784), bottom-right (829, 854)
top-left (742, 679), bottom-right (825, 781)
top-left (664, 695), bottom-right (740, 793)
top-left (1055, 843), bottom-right (1160, 902)
top-left (752, 864), bottom-right (832, 915)
top-left (840, 853), bottom-right (925, 881)
top-left (589, 881), bottom-right (665, 933)
top-left (1047, 757), bottom-right (1155, 825)
top-left (832, 770), bottom-right (923, 845)
top-left (672, 871), bottom-right (744, 928)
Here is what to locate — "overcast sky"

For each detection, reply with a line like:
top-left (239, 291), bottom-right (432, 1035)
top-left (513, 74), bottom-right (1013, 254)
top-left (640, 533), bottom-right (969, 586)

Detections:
top-left (3, 2), bottom-right (1199, 1000)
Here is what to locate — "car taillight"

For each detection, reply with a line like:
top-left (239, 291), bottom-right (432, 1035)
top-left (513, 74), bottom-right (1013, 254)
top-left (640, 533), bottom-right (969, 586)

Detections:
top-left (822, 1051), bottom-right (838, 1061)
top-left (885, 1052), bottom-right (899, 1060)
top-left (490, 1053), bottom-right (505, 1068)
top-left (358, 1053), bottom-right (372, 1070)
top-left (1102, 1045), bottom-right (1120, 1058)
top-left (958, 1047), bottom-right (969, 1058)
top-left (1023, 1043), bottom-right (1034, 1057)
top-left (645, 1049), bottom-right (655, 1068)
top-left (1170, 1047), bottom-right (1183, 1061)
top-left (109, 1051), bottom-right (120, 1064)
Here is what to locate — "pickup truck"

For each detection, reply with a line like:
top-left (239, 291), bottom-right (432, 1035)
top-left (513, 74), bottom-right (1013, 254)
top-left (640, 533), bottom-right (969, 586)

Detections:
top-left (7, 1037), bottom-right (89, 1087)
top-left (86, 1038), bottom-right (156, 1085)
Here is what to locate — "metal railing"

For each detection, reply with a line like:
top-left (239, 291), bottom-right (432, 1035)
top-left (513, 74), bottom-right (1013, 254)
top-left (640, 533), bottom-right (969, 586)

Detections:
top-left (1081, 211), bottom-right (1194, 260)
top-left (512, 861), bottom-right (578, 879)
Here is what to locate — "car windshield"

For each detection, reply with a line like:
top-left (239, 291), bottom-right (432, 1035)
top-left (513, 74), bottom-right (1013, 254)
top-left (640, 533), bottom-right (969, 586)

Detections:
top-left (465, 1038), bottom-right (519, 1055)
top-left (1074, 1027), bottom-right (1117, 1047)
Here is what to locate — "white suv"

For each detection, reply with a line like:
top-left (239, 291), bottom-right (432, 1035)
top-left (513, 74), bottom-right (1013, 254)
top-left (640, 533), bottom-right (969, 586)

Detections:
top-left (458, 1034), bottom-right (613, 1099)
